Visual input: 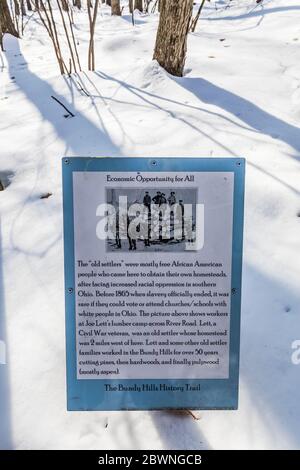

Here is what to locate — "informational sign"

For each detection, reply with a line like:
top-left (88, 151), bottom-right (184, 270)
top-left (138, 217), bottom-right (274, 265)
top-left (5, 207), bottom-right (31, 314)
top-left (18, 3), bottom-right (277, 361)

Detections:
top-left (63, 157), bottom-right (245, 410)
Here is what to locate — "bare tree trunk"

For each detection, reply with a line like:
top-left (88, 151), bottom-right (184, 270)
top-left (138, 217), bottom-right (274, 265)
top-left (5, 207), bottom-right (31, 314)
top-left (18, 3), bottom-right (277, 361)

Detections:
top-left (38, 0), bottom-right (67, 74)
top-left (66, 5), bottom-right (82, 70)
top-left (26, 0), bottom-right (32, 10)
top-left (57, 0), bottom-right (76, 72)
top-left (35, 0), bottom-right (40, 10)
top-left (87, 0), bottom-right (99, 71)
top-left (20, 0), bottom-right (27, 16)
top-left (153, 0), bottom-right (193, 77)
top-left (12, 0), bottom-right (20, 36)
top-left (73, 0), bottom-right (81, 8)
top-left (190, 0), bottom-right (205, 33)
top-left (20, 0), bottom-right (26, 35)
top-left (151, 0), bottom-right (159, 13)
top-left (111, 0), bottom-right (121, 15)
top-left (129, 0), bottom-right (133, 14)
top-left (14, 0), bottom-right (20, 16)
top-left (134, 0), bottom-right (143, 12)
top-left (144, 0), bottom-right (151, 13)
top-left (61, 0), bottom-right (69, 11)
top-left (0, 0), bottom-right (19, 50)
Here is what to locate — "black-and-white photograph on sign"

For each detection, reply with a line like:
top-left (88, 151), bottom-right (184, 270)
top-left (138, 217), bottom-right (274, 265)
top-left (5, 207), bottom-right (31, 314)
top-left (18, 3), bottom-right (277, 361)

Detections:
top-left (106, 187), bottom-right (197, 252)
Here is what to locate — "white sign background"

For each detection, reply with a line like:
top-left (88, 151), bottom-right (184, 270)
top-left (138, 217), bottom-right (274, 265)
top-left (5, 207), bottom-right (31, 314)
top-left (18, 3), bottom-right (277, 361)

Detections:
top-left (73, 171), bottom-right (234, 380)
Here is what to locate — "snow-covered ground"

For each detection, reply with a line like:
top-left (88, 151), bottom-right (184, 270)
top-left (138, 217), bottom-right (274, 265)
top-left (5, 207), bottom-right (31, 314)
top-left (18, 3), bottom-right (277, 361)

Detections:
top-left (0, 0), bottom-right (300, 450)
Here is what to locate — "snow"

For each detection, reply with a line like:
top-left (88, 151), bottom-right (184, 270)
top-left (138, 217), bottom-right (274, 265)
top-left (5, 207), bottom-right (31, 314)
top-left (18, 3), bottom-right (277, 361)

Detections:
top-left (0, 0), bottom-right (300, 449)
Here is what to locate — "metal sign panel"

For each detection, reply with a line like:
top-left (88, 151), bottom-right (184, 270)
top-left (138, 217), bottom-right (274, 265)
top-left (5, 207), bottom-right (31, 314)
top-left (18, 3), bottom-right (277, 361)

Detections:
top-left (62, 157), bottom-right (245, 410)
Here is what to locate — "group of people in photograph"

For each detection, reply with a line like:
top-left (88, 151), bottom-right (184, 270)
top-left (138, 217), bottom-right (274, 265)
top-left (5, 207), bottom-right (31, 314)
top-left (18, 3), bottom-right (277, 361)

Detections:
top-left (109, 190), bottom-right (188, 251)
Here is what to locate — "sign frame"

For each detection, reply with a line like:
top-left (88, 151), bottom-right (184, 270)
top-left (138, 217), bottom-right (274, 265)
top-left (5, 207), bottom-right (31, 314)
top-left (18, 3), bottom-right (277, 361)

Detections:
top-left (62, 157), bottom-right (245, 411)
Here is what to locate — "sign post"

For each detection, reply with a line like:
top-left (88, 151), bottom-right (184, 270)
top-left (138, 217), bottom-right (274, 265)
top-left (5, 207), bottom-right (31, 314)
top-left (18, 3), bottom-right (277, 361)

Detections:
top-left (62, 157), bottom-right (245, 410)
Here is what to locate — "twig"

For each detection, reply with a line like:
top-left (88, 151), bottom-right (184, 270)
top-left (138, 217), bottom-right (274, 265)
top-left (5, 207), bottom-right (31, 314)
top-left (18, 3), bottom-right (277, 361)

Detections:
top-left (22, 11), bottom-right (35, 33)
top-left (186, 409), bottom-right (201, 420)
top-left (51, 95), bottom-right (75, 117)
top-left (40, 192), bottom-right (53, 199)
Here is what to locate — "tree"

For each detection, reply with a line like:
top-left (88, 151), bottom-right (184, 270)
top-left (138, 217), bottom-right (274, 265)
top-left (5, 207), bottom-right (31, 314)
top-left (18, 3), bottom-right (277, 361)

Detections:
top-left (153, 0), bottom-right (193, 77)
top-left (37, 0), bottom-right (67, 74)
top-left (134, 0), bottom-right (143, 12)
top-left (61, 0), bottom-right (69, 11)
top-left (144, 0), bottom-right (151, 13)
top-left (56, 0), bottom-right (81, 72)
top-left (19, 0), bottom-right (28, 35)
top-left (0, 0), bottom-right (19, 50)
top-left (190, 0), bottom-right (206, 33)
top-left (13, 0), bottom-right (20, 17)
top-left (111, 0), bottom-right (121, 15)
top-left (87, 0), bottom-right (100, 70)
top-left (20, 0), bottom-right (27, 16)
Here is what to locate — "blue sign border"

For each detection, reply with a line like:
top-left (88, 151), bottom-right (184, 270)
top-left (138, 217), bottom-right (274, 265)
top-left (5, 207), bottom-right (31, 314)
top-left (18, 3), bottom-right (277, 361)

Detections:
top-left (62, 157), bottom-right (245, 411)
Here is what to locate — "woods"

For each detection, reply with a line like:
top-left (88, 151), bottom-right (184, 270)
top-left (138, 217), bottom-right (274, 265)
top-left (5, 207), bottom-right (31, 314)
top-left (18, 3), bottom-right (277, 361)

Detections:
top-left (0, 0), bottom-right (198, 75)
